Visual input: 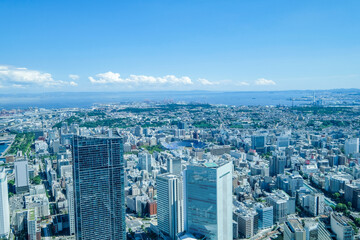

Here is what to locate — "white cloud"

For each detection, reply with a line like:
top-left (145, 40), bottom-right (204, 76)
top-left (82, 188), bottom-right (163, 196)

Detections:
top-left (69, 81), bottom-right (78, 86)
top-left (236, 81), bottom-right (250, 86)
top-left (255, 78), bottom-right (276, 86)
top-left (89, 71), bottom-right (193, 85)
top-left (69, 74), bottom-right (80, 80)
top-left (0, 65), bottom-right (74, 88)
top-left (198, 78), bottom-right (219, 85)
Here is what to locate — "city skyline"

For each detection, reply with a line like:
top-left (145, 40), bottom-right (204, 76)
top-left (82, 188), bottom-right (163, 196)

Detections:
top-left (1, 1), bottom-right (360, 92)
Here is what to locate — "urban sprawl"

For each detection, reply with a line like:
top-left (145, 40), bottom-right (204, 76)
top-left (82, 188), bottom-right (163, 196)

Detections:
top-left (1, 102), bottom-right (360, 240)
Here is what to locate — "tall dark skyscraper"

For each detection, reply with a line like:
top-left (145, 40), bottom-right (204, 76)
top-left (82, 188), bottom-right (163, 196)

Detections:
top-left (72, 135), bottom-right (125, 240)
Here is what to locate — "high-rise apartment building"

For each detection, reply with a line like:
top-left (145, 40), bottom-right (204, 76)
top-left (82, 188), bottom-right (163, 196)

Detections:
top-left (184, 161), bottom-right (233, 240)
top-left (157, 173), bottom-right (183, 239)
top-left (66, 180), bottom-right (75, 236)
top-left (72, 135), bottom-right (125, 240)
top-left (0, 167), bottom-right (10, 238)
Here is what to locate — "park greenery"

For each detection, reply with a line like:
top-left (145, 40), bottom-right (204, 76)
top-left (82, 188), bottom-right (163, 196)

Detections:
top-left (141, 145), bottom-right (164, 154)
top-left (192, 120), bottom-right (216, 128)
top-left (6, 132), bottom-right (35, 156)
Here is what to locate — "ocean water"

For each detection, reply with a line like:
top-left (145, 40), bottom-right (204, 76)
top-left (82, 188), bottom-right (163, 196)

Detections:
top-left (0, 144), bottom-right (8, 155)
top-left (0, 91), bottom-right (318, 109)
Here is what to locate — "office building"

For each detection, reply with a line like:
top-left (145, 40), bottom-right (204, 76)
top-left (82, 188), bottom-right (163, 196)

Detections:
top-left (270, 154), bottom-right (286, 177)
top-left (256, 204), bottom-right (273, 229)
top-left (277, 135), bottom-right (290, 148)
top-left (157, 173), bottom-right (183, 239)
top-left (139, 152), bottom-right (152, 173)
top-left (251, 135), bottom-right (266, 153)
top-left (167, 157), bottom-right (182, 175)
top-left (266, 190), bottom-right (295, 223)
top-left (72, 135), bottom-right (125, 240)
top-left (308, 193), bottom-right (325, 217)
top-left (14, 159), bottom-right (30, 193)
top-left (0, 167), bottom-right (10, 238)
top-left (330, 212), bottom-right (354, 240)
top-left (284, 218), bottom-right (306, 240)
top-left (184, 161), bottom-right (233, 240)
top-left (234, 211), bottom-right (258, 238)
top-left (344, 138), bottom-right (359, 156)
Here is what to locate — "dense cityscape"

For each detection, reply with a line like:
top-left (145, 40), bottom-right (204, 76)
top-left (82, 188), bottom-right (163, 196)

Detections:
top-left (1, 1), bottom-right (360, 239)
top-left (0, 97), bottom-right (360, 240)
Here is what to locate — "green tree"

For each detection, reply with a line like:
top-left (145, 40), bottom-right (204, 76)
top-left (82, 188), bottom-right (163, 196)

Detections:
top-left (335, 203), bottom-right (347, 212)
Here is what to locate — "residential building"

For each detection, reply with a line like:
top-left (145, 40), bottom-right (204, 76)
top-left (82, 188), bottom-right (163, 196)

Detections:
top-left (72, 134), bottom-right (125, 240)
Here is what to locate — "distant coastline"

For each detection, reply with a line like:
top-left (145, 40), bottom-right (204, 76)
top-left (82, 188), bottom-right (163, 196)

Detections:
top-left (0, 89), bottom-right (359, 109)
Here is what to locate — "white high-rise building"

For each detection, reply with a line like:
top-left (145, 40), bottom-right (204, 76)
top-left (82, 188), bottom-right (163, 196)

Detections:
top-left (157, 173), bottom-right (183, 239)
top-left (184, 161), bottom-right (233, 240)
top-left (308, 193), bottom-right (325, 217)
top-left (14, 159), bottom-right (29, 193)
top-left (345, 138), bottom-right (359, 156)
top-left (0, 167), bottom-right (10, 238)
top-left (66, 181), bottom-right (75, 236)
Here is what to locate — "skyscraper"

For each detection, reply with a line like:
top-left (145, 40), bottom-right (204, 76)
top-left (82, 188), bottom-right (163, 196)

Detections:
top-left (66, 180), bottom-right (75, 236)
top-left (138, 152), bottom-right (152, 173)
top-left (72, 135), bottom-right (125, 240)
top-left (157, 173), bottom-right (183, 239)
top-left (184, 161), bottom-right (233, 240)
top-left (0, 167), bottom-right (10, 238)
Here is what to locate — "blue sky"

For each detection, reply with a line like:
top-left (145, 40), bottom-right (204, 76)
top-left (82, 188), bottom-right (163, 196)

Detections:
top-left (0, 0), bottom-right (359, 92)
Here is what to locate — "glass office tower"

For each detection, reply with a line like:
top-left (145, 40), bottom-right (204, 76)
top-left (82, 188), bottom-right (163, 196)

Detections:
top-left (184, 161), bottom-right (233, 240)
top-left (72, 135), bottom-right (125, 240)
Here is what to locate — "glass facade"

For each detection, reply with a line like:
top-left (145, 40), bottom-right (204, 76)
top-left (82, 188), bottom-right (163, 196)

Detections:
top-left (184, 162), bottom-right (232, 240)
top-left (256, 206), bottom-right (273, 229)
top-left (72, 135), bottom-right (125, 240)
